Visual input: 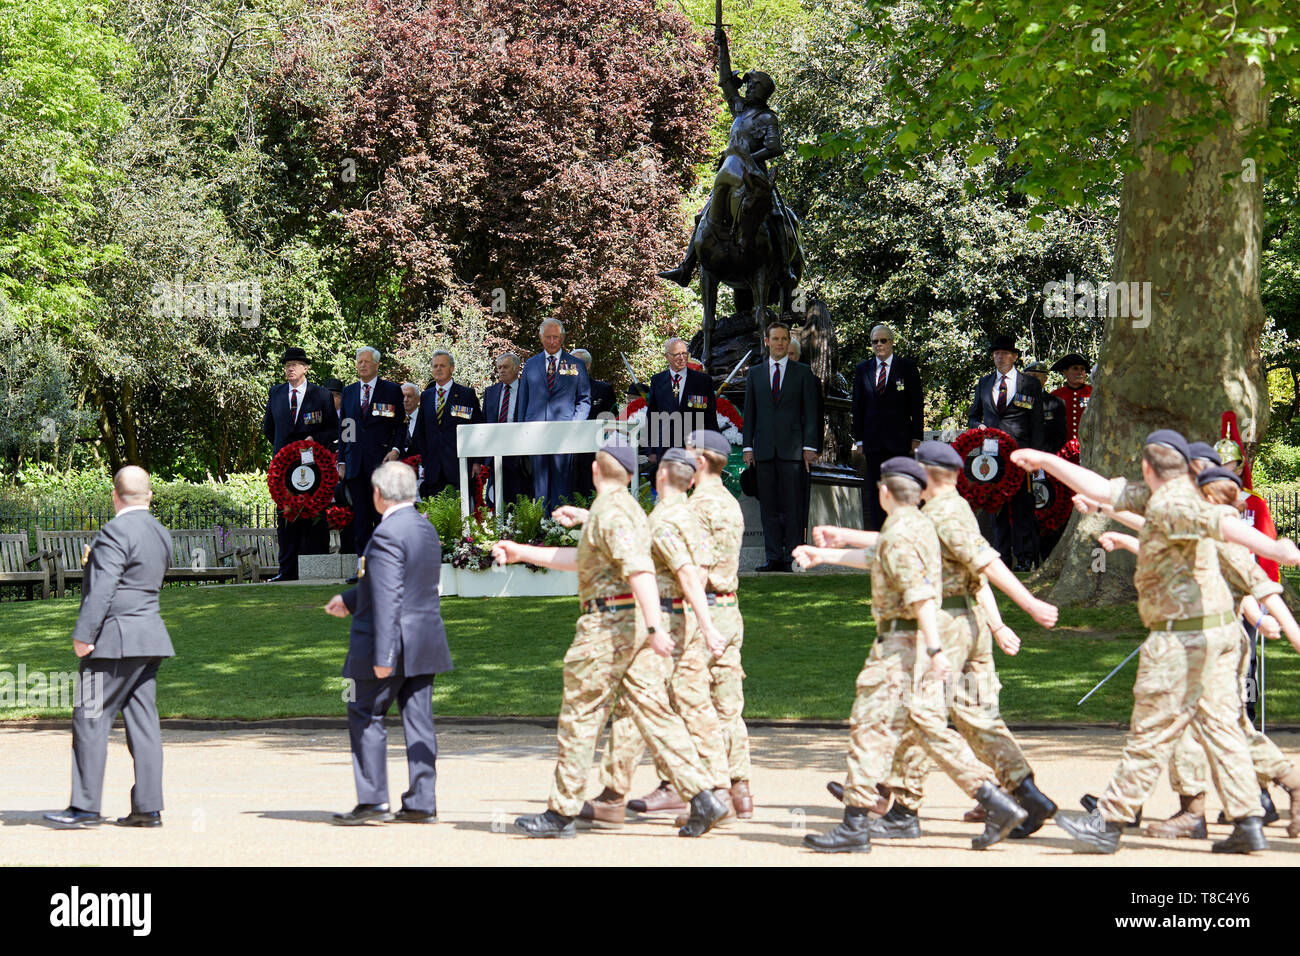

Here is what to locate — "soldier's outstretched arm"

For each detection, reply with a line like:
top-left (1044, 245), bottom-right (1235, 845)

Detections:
top-left (793, 544), bottom-right (870, 569)
top-left (812, 525), bottom-right (878, 549)
top-left (1073, 493), bottom-right (1146, 531)
top-left (1218, 517), bottom-right (1300, 565)
top-left (1097, 531), bottom-right (1140, 555)
top-left (1260, 593), bottom-right (1300, 655)
top-left (981, 558), bottom-right (1057, 627)
top-left (490, 540), bottom-right (578, 572)
top-left (1010, 449), bottom-right (1111, 501)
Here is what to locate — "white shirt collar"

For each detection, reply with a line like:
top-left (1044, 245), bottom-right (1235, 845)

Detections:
top-left (359, 376), bottom-right (377, 388)
top-left (380, 501), bottom-right (415, 522)
top-left (116, 505), bottom-right (150, 516)
top-left (435, 380), bottom-right (454, 392)
top-left (544, 348), bottom-right (562, 359)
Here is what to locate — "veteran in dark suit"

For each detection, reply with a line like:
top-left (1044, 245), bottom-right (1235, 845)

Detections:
top-left (480, 352), bottom-right (532, 508)
top-left (413, 349), bottom-right (484, 500)
top-left (645, 337), bottom-right (718, 465)
top-left (339, 347), bottom-right (405, 563)
top-left (516, 319), bottom-right (592, 510)
top-left (322, 378), bottom-right (357, 556)
top-left (967, 334), bottom-right (1045, 570)
top-left (325, 461), bottom-right (453, 824)
top-left (850, 323), bottom-right (924, 530)
top-left (262, 347), bottom-right (340, 581)
top-left (742, 321), bottom-right (819, 572)
top-left (396, 382), bottom-right (421, 459)
top-left (44, 467), bottom-right (174, 829)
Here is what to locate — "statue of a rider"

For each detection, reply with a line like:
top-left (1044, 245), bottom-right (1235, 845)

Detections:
top-left (658, 21), bottom-right (798, 289)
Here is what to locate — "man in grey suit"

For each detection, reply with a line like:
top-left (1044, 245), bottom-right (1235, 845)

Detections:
top-left (324, 461), bottom-right (452, 824)
top-left (742, 321), bottom-right (820, 571)
top-left (44, 466), bottom-right (174, 829)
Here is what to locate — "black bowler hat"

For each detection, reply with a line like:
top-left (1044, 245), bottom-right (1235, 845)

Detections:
top-left (1050, 353), bottom-right (1091, 373)
top-left (280, 347), bottom-right (312, 366)
top-left (1187, 441), bottom-right (1221, 465)
top-left (1196, 465), bottom-right (1242, 489)
top-left (914, 440), bottom-right (963, 471)
top-left (321, 377), bottom-right (344, 393)
top-left (989, 335), bottom-right (1019, 355)
top-left (1145, 429), bottom-right (1190, 462)
top-left (881, 456), bottom-right (928, 489)
top-left (739, 465), bottom-right (757, 497)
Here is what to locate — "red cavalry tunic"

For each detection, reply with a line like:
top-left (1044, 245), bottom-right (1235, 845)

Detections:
top-left (1051, 383), bottom-right (1091, 444)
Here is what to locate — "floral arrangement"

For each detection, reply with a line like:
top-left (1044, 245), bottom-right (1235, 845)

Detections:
top-left (267, 439), bottom-right (339, 522)
top-left (326, 505), bottom-right (353, 530)
top-left (419, 487), bottom-right (579, 572)
top-left (951, 427), bottom-right (1022, 513)
top-left (617, 395), bottom-right (743, 447)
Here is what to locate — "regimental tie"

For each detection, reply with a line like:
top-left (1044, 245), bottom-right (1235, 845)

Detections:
top-left (771, 360), bottom-right (781, 403)
top-left (289, 386), bottom-right (298, 422)
top-left (437, 387), bottom-right (447, 424)
top-left (499, 383), bottom-right (510, 423)
top-left (361, 383), bottom-right (371, 416)
top-left (996, 374), bottom-right (1008, 414)
top-left (673, 372), bottom-right (681, 404)
top-left (876, 360), bottom-right (887, 394)
top-left (547, 355), bottom-right (557, 391)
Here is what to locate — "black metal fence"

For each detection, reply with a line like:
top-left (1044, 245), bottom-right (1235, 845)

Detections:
top-left (0, 503), bottom-right (277, 545)
top-left (1265, 490), bottom-right (1300, 540)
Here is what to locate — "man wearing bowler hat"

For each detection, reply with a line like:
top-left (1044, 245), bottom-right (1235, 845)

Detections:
top-left (967, 335), bottom-right (1044, 571)
top-left (262, 346), bottom-right (340, 581)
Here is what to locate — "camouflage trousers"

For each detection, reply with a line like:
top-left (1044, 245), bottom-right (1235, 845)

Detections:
top-left (842, 617), bottom-right (996, 809)
top-left (1098, 623), bottom-right (1262, 824)
top-left (888, 607), bottom-right (1033, 810)
top-left (708, 604), bottom-right (750, 782)
top-left (548, 608), bottom-right (713, 817)
top-left (601, 608), bottom-right (732, 794)
top-left (1169, 629), bottom-right (1292, 795)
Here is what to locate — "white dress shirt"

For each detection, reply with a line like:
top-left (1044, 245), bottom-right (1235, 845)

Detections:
top-left (288, 382), bottom-right (305, 422)
top-left (990, 368), bottom-right (1018, 408)
top-left (380, 500), bottom-right (415, 523)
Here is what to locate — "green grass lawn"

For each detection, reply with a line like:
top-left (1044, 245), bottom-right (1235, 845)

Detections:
top-left (1, 575), bottom-right (1297, 723)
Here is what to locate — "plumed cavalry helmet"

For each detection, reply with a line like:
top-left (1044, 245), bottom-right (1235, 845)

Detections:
top-left (1214, 438), bottom-right (1243, 465)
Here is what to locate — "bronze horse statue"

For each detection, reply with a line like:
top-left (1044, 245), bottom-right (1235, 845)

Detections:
top-left (691, 137), bottom-right (804, 368)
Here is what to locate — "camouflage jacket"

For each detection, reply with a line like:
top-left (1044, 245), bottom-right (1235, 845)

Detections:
top-left (871, 505), bottom-right (941, 624)
top-left (578, 485), bottom-right (654, 602)
top-left (1208, 503), bottom-right (1283, 604)
top-left (923, 488), bottom-right (999, 598)
top-left (688, 479), bottom-right (744, 595)
top-left (649, 490), bottom-right (712, 601)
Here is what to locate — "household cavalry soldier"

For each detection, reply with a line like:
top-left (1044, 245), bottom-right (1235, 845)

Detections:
top-left (576, 447), bottom-right (733, 828)
top-left (1088, 464), bottom-right (1300, 841)
top-left (1012, 430), bottom-right (1300, 854)
top-left (792, 457), bottom-right (1028, 853)
top-left (490, 438), bottom-right (729, 839)
top-left (1049, 352), bottom-right (1091, 444)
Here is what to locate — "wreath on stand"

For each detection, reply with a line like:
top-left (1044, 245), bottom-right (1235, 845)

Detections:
top-left (951, 427), bottom-right (1022, 512)
top-left (1034, 438), bottom-right (1080, 533)
top-left (268, 439), bottom-right (340, 522)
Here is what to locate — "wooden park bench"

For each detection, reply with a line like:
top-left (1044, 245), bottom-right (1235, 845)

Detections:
top-left (36, 529), bottom-right (100, 598)
top-left (166, 529), bottom-right (242, 584)
top-left (228, 527), bottom-right (278, 582)
top-left (0, 533), bottom-right (54, 600)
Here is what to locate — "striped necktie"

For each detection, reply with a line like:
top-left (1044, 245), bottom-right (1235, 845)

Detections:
top-left (437, 387), bottom-right (447, 424)
top-left (499, 384), bottom-right (510, 423)
top-left (547, 355), bottom-right (557, 391)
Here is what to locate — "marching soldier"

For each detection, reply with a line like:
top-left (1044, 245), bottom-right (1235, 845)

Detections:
top-left (793, 457), bottom-right (1028, 853)
top-left (577, 447), bottom-right (732, 827)
top-left (1012, 430), bottom-right (1300, 853)
top-left (491, 438), bottom-right (729, 839)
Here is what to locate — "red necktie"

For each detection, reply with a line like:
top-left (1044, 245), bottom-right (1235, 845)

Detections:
top-left (547, 355), bottom-right (557, 391)
top-left (361, 383), bottom-right (371, 415)
top-left (499, 384), bottom-right (510, 423)
top-left (996, 375), bottom-right (1008, 414)
top-left (876, 361), bottom-right (887, 393)
top-left (289, 387), bottom-right (298, 422)
top-left (771, 362), bottom-right (781, 403)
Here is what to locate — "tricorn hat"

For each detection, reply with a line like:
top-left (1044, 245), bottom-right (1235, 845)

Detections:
top-left (1050, 353), bottom-right (1091, 373)
top-left (989, 335), bottom-right (1019, 355)
top-left (280, 347), bottom-right (312, 366)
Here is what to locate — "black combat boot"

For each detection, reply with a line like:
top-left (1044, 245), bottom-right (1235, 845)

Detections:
top-left (677, 789), bottom-right (728, 837)
top-left (971, 782), bottom-right (1028, 850)
top-left (1007, 774), bottom-right (1058, 839)
top-left (1055, 808), bottom-right (1123, 853)
top-left (514, 809), bottom-right (576, 839)
top-left (803, 806), bottom-right (872, 853)
top-left (1081, 792), bottom-right (1141, 827)
top-left (1212, 816), bottom-right (1269, 854)
top-left (867, 803), bottom-right (920, 840)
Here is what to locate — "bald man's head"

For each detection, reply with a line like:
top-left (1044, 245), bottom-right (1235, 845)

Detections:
top-left (113, 466), bottom-right (152, 508)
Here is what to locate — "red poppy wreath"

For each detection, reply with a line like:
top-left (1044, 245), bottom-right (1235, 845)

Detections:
top-left (268, 439), bottom-right (339, 522)
top-left (1034, 439), bottom-right (1081, 533)
top-left (951, 427), bottom-right (1023, 512)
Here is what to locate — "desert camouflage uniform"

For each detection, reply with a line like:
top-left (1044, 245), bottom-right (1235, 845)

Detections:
top-left (841, 505), bottom-right (997, 808)
top-left (689, 479), bottom-right (749, 782)
top-left (888, 487), bottom-right (1035, 810)
top-left (1170, 505), bottom-right (1293, 794)
top-left (547, 485), bottom-right (712, 817)
top-left (1096, 477), bottom-right (1262, 824)
top-left (600, 490), bottom-right (730, 794)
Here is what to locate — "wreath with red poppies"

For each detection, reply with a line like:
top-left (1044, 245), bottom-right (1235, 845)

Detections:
top-left (1034, 438), bottom-right (1081, 533)
top-left (268, 439), bottom-right (339, 522)
top-left (952, 427), bottom-right (1022, 512)
top-left (401, 454), bottom-right (421, 471)
top-left (326, 505), bottom-right (353, 531)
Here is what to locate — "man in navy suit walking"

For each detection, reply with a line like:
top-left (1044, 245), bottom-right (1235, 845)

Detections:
top-left (851, 324), bottom-right (924, 530)
top-left (325, 461), bottom-right (452, 824)
top-left (413, 349), bottom-right (484, 500)
top-left (338, 347), bottom-right (405, 573)
top-left (262, 347), bottom-right (340, 580)
top-left (480, 352), bottom-right (532, 509)
top-left (645, 337), bottom-right (718, 466)
top-left (516, 319), bottom-right (592, 510)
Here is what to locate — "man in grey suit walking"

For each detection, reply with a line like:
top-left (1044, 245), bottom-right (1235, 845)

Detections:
top-left (324, 461), bottom-right (452, 824)
top-left (45, 466), bottom-right (174, 829)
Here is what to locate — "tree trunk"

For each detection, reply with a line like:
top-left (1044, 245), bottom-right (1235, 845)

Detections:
top-left (1046, 52), bottom-right (1268, 606)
